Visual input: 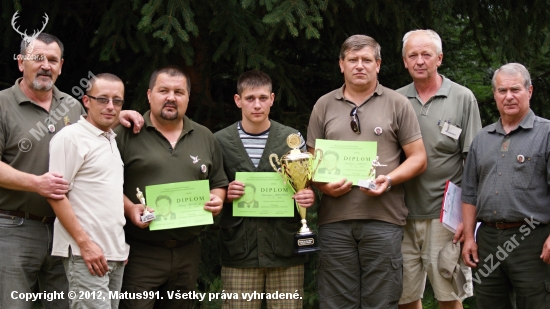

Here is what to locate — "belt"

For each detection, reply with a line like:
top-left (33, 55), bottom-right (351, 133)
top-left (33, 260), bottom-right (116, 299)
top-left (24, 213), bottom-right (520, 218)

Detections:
top-left (129, 236), bottom-right (196, 249)
top-left (0, 209), bottom-right (55, 224)
top-left (484, 221), bottom-right (524, 230)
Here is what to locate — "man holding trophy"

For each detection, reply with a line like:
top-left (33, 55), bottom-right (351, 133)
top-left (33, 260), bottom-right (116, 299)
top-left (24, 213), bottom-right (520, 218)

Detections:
top-left (215, 70), bottom-right (315, 309)
top-left (115, 66), bottom-right (227, 309)
top-left (307, 35), bottom-right (427, 308)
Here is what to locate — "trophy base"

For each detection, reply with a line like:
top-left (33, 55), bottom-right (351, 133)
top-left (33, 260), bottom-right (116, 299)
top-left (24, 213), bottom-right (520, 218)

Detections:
top-left (141, 212), bottom-right (156, 222)
top-left (293, 232), bottom-right (321, 254)
top-left (358, 179), bottom-right (377, 190)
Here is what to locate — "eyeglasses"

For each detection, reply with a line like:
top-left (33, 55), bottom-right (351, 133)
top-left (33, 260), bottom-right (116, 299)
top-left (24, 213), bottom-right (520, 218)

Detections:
top-left (350, 106), bottom-right (361, 134)
top-left (87, 95), bottom-right (125, 107)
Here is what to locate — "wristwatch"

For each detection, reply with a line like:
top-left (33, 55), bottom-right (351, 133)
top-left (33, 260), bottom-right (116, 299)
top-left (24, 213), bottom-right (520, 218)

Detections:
top-left (384, 175), bottom-right (392, 192)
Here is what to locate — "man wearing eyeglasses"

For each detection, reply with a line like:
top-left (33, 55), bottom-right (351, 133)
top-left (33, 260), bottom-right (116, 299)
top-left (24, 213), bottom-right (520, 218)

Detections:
top-left (0, 33), bottom-right (143, 309)
top-left (307, 34), bottom-right (427, 308)
top-left (47, 73), bottom-right (128, 309)
top-left (397, 30), bottom-right (481, 309)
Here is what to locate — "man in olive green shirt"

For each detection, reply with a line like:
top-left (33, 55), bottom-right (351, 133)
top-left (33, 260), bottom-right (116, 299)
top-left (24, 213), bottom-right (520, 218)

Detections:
top-left (0, 33), bottom-right (143, 309)
top-left (116, 65), bottom-right (227, 309)
top-left (397, 30), bottom-right (481, 309)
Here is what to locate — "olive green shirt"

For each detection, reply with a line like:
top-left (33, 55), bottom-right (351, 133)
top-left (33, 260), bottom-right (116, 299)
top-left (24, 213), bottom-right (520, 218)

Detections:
top-left (0, 78), bottom-right (85, 217)
top-left (115, 111), bottom-right (228, 241)
top-left (307, 83), bottom-right (422, 226)
top-left (397, 76), bottom-right (482, 219)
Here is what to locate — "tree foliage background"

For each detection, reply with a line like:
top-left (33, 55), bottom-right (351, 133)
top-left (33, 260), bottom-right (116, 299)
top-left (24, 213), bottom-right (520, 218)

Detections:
top-left (2, 0), bottom-right (550, 308)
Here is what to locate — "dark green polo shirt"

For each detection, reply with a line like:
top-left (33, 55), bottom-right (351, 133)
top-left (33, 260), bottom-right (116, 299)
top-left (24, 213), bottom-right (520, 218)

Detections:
top-left (115, 111), bottom-right (228, 241)
top-left (0, 78), bottom-right (85, 217)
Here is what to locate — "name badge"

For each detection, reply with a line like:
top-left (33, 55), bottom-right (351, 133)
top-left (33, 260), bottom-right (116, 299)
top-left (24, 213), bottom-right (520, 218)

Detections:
top-left (441, 122), bottom-right (462, 140)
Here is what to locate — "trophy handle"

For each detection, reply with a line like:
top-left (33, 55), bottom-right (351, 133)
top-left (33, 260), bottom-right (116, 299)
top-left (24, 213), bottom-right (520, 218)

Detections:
top-left (269, 154), bottom-right (284, 178)
top-left (310, 148), bottom-right (324, 177)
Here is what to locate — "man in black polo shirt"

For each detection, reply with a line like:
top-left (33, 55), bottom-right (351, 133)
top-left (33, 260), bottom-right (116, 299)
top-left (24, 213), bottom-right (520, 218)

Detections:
top-left (0, 33), bottom-right (143, 309)
top-left (461, 63), bottom-right (550, 309)
top-left (115, 65), bottom-right (228, 309)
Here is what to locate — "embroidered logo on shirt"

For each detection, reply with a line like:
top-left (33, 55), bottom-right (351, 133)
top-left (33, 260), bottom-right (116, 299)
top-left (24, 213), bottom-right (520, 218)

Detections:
top-left (190, 155), bottom-right (201, 164)
top-left (63, 116), bottom-right (70, 126)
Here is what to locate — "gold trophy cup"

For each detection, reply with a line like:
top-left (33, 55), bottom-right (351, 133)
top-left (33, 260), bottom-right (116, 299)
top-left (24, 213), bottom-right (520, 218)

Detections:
top-left (269, 134), bottom-right (323, 254)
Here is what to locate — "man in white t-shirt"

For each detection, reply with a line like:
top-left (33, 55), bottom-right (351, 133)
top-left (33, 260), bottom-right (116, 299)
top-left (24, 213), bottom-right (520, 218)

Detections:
top-left (47, 73), bottom-right (128, 309)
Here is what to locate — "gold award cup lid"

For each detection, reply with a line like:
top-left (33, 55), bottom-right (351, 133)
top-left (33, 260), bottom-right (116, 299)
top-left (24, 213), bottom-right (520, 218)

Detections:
top-left (287, 133), bottom-right (301, 149)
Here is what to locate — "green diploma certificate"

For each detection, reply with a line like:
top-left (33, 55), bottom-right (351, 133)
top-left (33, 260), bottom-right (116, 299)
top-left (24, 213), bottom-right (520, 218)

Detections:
top-left (313, 139), bottom-right (377, 185)
top-left (233, 172), bottom-right (295, 217)
top-left (146, 180), bottom-right (212, 231)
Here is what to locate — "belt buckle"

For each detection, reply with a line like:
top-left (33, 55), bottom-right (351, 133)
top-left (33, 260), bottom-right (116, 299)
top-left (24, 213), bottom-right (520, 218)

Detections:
top-left (495, 222), bottom-right (505, 230)
top-left (41, 217), bottom-right (48, 223)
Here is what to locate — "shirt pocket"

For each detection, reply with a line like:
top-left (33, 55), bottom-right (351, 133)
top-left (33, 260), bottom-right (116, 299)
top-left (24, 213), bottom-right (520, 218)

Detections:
top-left (219, 224), bottom-right (249, 260)
top-left (511, 153), bottom-right (545, 190)
top-left (433, 131), bottom-right (460, 154)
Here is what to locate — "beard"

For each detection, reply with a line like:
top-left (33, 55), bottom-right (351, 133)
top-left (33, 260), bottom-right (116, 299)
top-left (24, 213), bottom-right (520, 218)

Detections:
top-left (160, 102), bottom-right (178, 120)
top-left (32, 70), bottom-right (54, 91)
top-left (32, 79), bottom-right (53, 91)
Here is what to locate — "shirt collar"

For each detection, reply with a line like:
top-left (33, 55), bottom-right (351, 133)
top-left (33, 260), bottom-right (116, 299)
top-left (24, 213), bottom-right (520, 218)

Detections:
top-left (334, 82), bottom-right (384, 102)
top-left (77, 115), bottom-right (116, 139)
top-left (402, 75), bottom-right (451, 99)
top-left (490, 109), bottom-right (535, 134)
top-left (13, 77), bottom-right (65, 105)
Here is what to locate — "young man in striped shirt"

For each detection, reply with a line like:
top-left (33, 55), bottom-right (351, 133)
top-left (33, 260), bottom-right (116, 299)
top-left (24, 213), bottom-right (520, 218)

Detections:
top-left (214, 70), bottom-right (314, 309)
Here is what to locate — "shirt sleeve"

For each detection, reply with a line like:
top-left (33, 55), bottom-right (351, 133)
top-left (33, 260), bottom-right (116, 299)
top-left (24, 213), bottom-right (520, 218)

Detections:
top-left (307, 102), bottom-right (325, 148)
top-left (49, 130), bottom-right (85, 191)
top-left (460, 93), bottom-right (482, 155)
top-left (397, 99), bottom-right (422, 146)
top-left (461, 137), bottom-right (479, 206)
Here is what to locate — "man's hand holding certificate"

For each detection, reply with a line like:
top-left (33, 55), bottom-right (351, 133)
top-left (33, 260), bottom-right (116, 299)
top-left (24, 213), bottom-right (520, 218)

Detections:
top-left (233, 172), bottom-right (295, 217)
top-left (313, 139), bottom-right (377, 185)
top-left (145, 180), bottom-right (213, 231)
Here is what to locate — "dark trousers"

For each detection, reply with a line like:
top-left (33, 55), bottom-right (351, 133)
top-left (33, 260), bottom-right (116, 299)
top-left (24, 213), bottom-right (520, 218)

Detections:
top-left (475, 222), bottom-right (550, 309)
top-left (0, 217), bottom-right (68, 309)
top-left (120, 237), bottom-right (201, 309)
top-left (317, 220), bottom-right (404, 309)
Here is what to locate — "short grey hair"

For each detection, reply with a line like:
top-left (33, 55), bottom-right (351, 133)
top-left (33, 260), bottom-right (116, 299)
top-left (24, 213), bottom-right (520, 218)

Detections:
top-left (402, 29), bottom-right (442, 57)
top-left (339, 35), bottom-right (381, 61)
top-left (20, 33), bottom-right (64, 58)
top-left (492, 63), bottom-right (532, 90)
